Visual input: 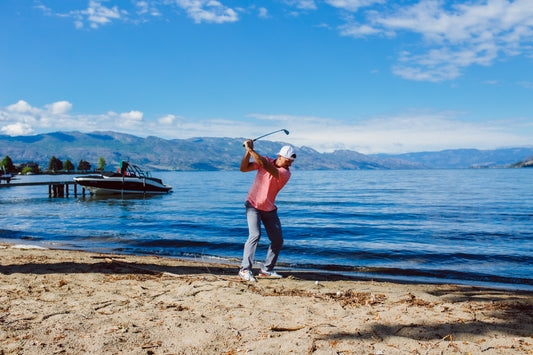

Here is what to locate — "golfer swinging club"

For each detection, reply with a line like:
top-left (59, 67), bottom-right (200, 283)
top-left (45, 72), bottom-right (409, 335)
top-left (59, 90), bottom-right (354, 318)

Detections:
top-left (238, 139), bottom-right (296, 282)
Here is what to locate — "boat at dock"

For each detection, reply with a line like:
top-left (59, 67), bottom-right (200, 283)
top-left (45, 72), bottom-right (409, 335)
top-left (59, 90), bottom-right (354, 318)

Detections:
top-left (73, 161), bottom-right (172, 195)
top-left (1, 167), bottom-right (14, 184)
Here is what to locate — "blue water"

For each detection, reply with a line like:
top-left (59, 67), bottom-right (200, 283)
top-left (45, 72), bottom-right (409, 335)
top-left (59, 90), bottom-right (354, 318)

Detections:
top-left (1, 169), bottom-right (532, 291)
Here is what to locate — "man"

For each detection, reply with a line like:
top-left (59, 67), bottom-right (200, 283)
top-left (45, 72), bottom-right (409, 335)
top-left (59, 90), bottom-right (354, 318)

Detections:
top-left (238, 140), bottom-right (296, 282)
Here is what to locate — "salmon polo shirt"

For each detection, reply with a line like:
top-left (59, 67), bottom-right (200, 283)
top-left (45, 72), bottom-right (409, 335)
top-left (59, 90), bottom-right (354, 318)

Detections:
top-left (246, 156), bottom-right (291, 212)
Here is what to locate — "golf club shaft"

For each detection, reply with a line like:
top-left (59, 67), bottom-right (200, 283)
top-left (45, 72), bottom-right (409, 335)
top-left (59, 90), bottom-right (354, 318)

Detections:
top-left (243, 129), bottom-right (289, 146)
top-left (252, 129), bottom-right (286, 142)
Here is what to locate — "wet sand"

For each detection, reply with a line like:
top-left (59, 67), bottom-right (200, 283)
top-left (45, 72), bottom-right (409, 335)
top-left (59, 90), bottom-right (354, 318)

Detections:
top-left (1, 243), bottom-right (532, 354)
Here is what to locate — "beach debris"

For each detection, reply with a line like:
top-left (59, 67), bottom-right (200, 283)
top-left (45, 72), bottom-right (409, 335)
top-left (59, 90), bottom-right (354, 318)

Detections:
top-left (397, 293), bottom-right (435, 308)
top-left (42, 311), bottom-right (71, 321)
top-left (270, 325), bottom-right (305, 332)
top-left (163, 303), bottom-right (188, 311)
top-left (248, 285), bottom-right (386, 308)
top-left (141, 341), bottom-right (162, 349)
top-left (371, 330), bottom-right (384, 344)
top-left (424, 334), bottom-right (454, 355)
top-left (324, 290), bottom-right (386, 308)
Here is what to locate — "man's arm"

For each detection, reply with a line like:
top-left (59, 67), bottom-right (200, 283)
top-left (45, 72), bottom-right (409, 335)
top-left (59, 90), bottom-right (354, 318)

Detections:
top-left (241, 140), bottom-right (279, 179)
top-left (240, 149), bottom-right (255, 172)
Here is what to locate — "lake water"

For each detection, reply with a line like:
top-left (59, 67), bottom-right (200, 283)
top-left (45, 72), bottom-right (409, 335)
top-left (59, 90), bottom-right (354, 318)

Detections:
top-left (1, 169), bottom-right (532, 291)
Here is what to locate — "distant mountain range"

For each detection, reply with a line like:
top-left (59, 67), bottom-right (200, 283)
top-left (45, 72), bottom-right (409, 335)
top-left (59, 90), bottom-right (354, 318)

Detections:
top-left (372, 148), bottom-right (533, 169)
top-left (1, 131), bottom-right (532, 171)
top-left (510, 157), bottom-right (533, 168)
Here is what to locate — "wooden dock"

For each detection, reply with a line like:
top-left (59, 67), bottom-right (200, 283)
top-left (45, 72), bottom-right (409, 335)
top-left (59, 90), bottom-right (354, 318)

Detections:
top-left (0, 180), bottom-right (88, 197)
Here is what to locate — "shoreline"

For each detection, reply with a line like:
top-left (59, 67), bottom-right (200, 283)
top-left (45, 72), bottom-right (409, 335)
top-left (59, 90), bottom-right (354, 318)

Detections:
top-left (4, 238), bottom-right (532, 293)
top-left (2, 242), bottom-right (532, 354)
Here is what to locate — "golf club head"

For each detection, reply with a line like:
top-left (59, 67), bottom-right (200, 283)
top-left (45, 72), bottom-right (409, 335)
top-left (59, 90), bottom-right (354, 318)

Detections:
top-left (282, 129), bottom-right (290, 135)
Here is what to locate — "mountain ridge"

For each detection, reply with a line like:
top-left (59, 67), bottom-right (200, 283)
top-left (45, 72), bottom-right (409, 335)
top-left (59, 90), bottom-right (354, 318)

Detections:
top-left (1, 131), bottom-right (532, 171)
top-left (373, 148), bottom-right (533, 169)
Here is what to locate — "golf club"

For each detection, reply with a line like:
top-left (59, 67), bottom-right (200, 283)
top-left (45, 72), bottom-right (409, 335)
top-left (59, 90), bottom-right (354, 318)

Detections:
top-left (243, 129), bottom-right (290, 146)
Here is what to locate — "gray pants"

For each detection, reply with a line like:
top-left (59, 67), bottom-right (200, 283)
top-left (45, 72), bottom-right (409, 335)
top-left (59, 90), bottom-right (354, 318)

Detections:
top-left (241, 201), bottom-right (284, 272)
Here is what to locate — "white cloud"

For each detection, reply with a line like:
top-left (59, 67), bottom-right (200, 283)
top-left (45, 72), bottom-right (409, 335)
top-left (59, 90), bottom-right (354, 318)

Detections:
top-left (34, 4), bottom-right (52, 15)
top-left (285, 0), bottom-right (317, 11)
top-left (1, 100), bottom-right (532, 153)
top-left (138, 0), bottom-right (162, 17)
top-left (34, 0), bottom-right (533, 85)
top-left (66, 0), bottom-right (124, 29)
top-left (120, 110), bottom-right (143, 121)
top-left (245, 110), bottom-right (533, 153)
top-left (40, 0), bottom-right (239, 28)
top-left (175, 0), bottom-right (238, 23)
top-left (7, 100), bottom-right (40, 114)
top-left (518, 81), bottom-right (533, 88)
top-left (0, 101), bottom-right (148, 137)
top-left (1, 123), bottom-right (34, 136)
top-left (258, 7), bottom-right (269, 19)
top-left (135, 1), bottom-right (150, 15)
top-left (85, 0), bottom-right (122, 28)
top-left (338, 0), bottom-right (533, 81)
top-left (325, 0), bottom-right (384, 12)
top-left (340, 23), bottom-right (387, 37)
top-left (46, 101), bottom-right (73, 114)
top-left (158, 114), bottom-right (177, 125)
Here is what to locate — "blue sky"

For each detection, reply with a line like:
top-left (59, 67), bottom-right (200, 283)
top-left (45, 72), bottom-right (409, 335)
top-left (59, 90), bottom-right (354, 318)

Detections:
top-left (1, 0), bottom-right (532, 153)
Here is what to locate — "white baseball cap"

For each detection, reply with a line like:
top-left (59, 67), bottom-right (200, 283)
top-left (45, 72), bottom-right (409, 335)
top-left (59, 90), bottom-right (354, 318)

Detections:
top-left (278, 145), bottom-right (296, 160)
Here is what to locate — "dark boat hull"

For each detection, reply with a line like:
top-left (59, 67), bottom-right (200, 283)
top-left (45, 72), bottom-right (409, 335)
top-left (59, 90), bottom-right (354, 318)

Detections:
top-left (74, 175), bottom-right (172, 195)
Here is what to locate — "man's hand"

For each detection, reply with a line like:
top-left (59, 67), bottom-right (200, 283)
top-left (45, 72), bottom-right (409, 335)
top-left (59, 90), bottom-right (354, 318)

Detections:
top-left (240, 140), bottom-right (255, 172)
top-left (240, 139), bottom-right (278, 178)
top-left (243, 139), bottom-right (254, 151)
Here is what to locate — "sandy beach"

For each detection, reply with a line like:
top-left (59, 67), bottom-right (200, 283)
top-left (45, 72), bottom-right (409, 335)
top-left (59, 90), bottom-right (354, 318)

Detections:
top-left (1, 243), bottom-right (532, 354)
